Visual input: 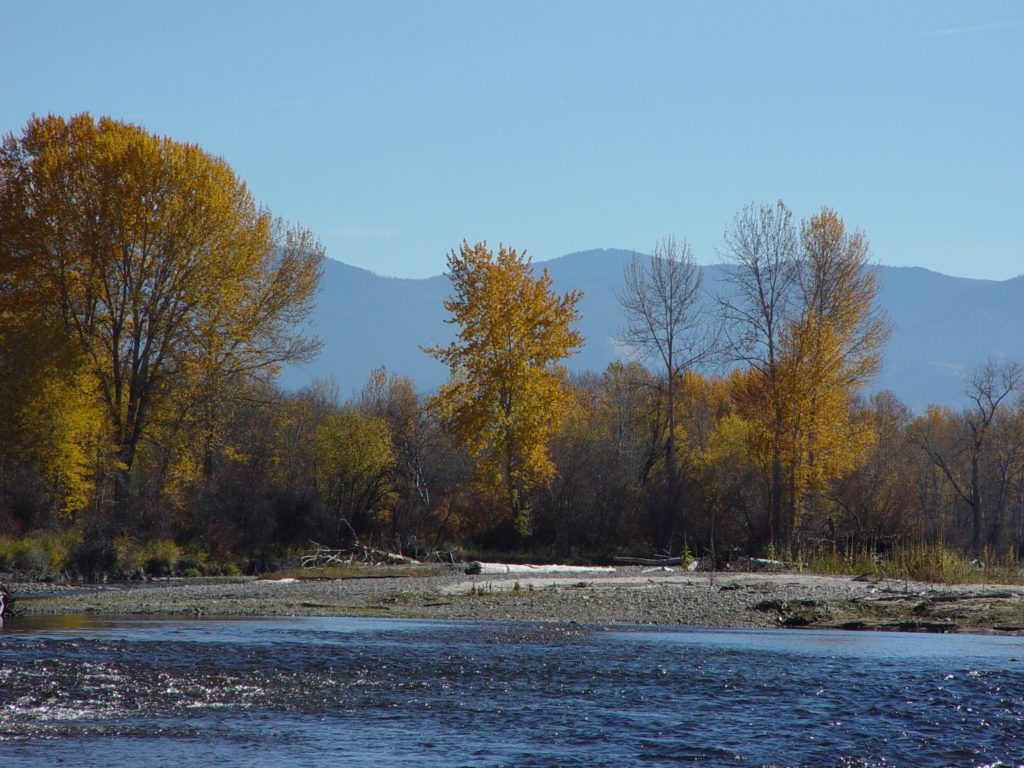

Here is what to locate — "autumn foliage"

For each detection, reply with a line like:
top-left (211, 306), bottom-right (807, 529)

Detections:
top-left (426, 242), bottom-right (583, 536)
top-left (0, 114), bottom-right (322, 563)
top-left (1, 119), bottom-right (1021, 577)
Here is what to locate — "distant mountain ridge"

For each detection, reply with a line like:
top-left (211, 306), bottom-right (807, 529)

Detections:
top-left (279, 249), bottom-right (1024, 412)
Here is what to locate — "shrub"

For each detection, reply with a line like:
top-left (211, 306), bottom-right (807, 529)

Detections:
top-left (809, 542), bottom-right (1023, 585)
top-left (113, 535), bottom-right (143, 577)
top-left (141, 539), bottom-right (182, 576)
top-left (0, 538), bottom-right (16, 571)
top-left (44, 532), bottom-right (81, 575)
top-left (0, 531), bottom-right (83, 577)
top-left (68, 536), bottom-right (117, 580)
top-left (177, 545), bottom-right (209, 576)
top-left (13, 539), bottom-right (48, 574)
top-left (809, 546), bottom-right (880, 577)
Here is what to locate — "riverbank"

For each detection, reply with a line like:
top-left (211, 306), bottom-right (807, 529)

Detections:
top-left (6, 567), bottom-right (1024, 634)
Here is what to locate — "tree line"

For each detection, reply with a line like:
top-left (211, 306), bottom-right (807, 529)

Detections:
top-left (2, 114), bottom-right (1022, 577)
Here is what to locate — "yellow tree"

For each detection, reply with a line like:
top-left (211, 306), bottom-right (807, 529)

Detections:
top-left (783, 209), bottom-right (891, 533)
top-left (774, 314), bottom-right (877, 535)
top-left (313, 406), bottom-right (396, 544)
top-left (426, 241), bottom-right (583, 536)
top-left (0, 316), bottom-right (105, 519)
top-left (0, 114), bottom-right (323, 511)
top-left (721, 203), bottom-right (890, 548)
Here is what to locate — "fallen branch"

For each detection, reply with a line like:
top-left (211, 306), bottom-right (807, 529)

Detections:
top-left (857, 588), bottom-right (1018, 605)
top-left (301, 546), bottom-right (352, 568)
top-left (430, 550), bottom-right (459, 565)
top-left (301, 544), bottom-right (419, 568)
top-left (923, 590), bottom-right (1016, 603)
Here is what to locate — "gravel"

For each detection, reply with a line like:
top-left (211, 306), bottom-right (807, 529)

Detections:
top-left (7, 568), bottom-right (1021, 633)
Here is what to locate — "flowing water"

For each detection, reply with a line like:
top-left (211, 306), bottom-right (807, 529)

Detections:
top-left (1, 615), bottom-right (1023, 766)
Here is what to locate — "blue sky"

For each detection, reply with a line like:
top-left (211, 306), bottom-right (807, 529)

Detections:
top-left (2, 1), bottom-right (1021, 279)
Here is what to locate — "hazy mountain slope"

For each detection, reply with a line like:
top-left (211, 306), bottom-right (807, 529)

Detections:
top-left (878, 268), bottom-right (1024, 410)
top-left (285, 261), bottom-right (451, 399)
top-left (280, 251), bottom-right (1024, 411)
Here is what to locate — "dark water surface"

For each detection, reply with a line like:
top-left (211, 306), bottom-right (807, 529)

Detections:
top-left (2, 615), bottom-right (1023, 767)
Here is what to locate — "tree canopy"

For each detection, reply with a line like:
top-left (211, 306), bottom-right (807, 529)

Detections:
top-left (313, 406), bottom-right (395, 544)
top-left (618, 236), bottom-right (714, 547)
top-left (0, 113), bottom-right (323, 511)
top-left (720, 202), bottom-right (891, 546)
top-left (426, 241), bottom-right (583, 535)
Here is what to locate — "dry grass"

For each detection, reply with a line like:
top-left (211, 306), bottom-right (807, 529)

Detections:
top-left (264, 563), bottom-right (452, 581)
top-left (808, 543), bottom-right (1024, 585)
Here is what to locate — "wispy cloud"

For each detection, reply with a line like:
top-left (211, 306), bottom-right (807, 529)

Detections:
top-left (909, 20), bottom-right (1023, 39)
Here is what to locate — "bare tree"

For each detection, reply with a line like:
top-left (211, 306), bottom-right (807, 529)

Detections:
top-left (617, 236), bottom-right (716, 548)
top-left (717, 201), bottom-right (799, 375)
top-left (717, 201), bottom-right (799, 546)
top-left (915, 359), bottom-right (1024, 554)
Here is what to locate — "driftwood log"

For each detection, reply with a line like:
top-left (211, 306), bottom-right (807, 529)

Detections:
top-left (300, 544), bottom-right (418, 568)
top-left (465, 562), bottom-right (617, 575)
top-left (613, 556), bottom-right (683, 566)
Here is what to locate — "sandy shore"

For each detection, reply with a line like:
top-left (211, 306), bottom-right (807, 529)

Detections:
top-left (6, 567), bottom-right (1024, 634)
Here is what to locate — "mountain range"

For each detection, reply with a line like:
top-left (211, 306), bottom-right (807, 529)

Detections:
top-left (279, 249), bottom-right (1024, 412)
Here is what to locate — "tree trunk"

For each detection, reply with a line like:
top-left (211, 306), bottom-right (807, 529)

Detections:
top-left (970, 455), bottom-right (982, 555)
top-left (665, 370), bottom-right (678, 549)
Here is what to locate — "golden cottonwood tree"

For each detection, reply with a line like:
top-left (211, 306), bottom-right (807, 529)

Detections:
top-left (782, 209), bottom-right (891, 529)
top-left (426, 241), bottom-right (583, 536)
top-left (0, 316), bottom-right (104, 518)
top-left (721, 203), bottom-right (889, 547)
top-left (0, 114), bottom-right (323, 509)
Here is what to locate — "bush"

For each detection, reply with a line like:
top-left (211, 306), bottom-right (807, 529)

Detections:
top-left (177, 545), bottom-right (209, 576)
top-left (51, 532), bottom-right (81, 573)
top-left (0, 531), bottom-right (82, 577)
top-left (0, 538), bottom-right (16, 571)
top-left (809, 542), bottom-right (1023, 585)
top-left (140, 539), bottom-right (182, 576)
top-left (68, 536), bottom-right (117, 580)
top-left (809, 546), bottom-right (880, 576)
top-left (13, 539), bottom-right (48, 574)
top-left (113, 535), bottom-right (143, 577)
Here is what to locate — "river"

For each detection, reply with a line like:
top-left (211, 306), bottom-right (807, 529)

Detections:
top-left (2, 616), bottom-right (1023, 766)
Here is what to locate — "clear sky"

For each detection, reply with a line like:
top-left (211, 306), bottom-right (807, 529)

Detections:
top-left (2, 1), bottom-right (1021, 280)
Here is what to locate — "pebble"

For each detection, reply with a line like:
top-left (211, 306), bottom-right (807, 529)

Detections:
top-left (7, 570), bottom-right (1022, 633)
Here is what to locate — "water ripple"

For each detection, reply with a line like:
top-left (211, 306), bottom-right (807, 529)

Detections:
top-left (1, 620), bottom-right (1022, 767)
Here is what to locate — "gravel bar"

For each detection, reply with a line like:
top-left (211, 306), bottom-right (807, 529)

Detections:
top-left (6, 568), bottom-right (1023, 634)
